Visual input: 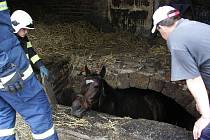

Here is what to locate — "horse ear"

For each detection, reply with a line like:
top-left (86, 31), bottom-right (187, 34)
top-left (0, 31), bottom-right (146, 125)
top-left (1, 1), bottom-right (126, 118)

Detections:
top-left (100, 66), bottom-right (106, 78)
top-left (85, 65), bottom-right (91, 75)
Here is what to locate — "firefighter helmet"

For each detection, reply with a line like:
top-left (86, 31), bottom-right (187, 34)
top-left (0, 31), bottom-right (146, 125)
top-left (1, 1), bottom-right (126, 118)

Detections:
top-left (10, 10), bottom-right (34, 33)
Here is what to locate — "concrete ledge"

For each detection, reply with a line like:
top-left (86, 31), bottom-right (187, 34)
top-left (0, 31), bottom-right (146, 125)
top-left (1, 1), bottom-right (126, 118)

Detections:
top-left (16, 105), bottom-right (193, 140)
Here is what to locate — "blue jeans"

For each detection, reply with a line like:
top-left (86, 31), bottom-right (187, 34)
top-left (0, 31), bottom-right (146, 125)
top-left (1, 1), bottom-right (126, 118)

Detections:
top-left (200, 123), bottom-right (210, 140)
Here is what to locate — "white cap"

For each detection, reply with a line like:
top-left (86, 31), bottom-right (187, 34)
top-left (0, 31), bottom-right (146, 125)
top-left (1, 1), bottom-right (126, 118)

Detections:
top-left (11, 10), bottom-right (34, 33)
top-left (151, 6), bottom-right (179, 33)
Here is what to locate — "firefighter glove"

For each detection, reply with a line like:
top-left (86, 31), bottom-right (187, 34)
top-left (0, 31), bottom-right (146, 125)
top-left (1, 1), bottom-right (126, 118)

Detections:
top-left (40, 66), bottom-right (49, 78)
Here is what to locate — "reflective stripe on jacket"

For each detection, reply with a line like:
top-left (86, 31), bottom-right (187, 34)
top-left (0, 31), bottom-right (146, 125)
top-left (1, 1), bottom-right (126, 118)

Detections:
top-left (17, 36), bottom-right (44, 71)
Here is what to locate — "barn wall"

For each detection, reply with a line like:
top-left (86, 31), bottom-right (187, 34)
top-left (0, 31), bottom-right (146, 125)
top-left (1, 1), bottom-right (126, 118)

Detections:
top-left (107, 0), bottom-right (154, 35)
top-left (7, 0), bottom-right (106, 22)
top-left (7, 0), bottom-right (210, 33)
top-left (7, 0), bottom-right (154, 33)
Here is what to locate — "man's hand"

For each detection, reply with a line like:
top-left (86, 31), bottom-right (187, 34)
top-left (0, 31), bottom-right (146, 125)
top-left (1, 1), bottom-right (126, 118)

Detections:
top-left (193, 117), bottom-right (210, 139)
top-left (40, 66), bottom-right (49, 78)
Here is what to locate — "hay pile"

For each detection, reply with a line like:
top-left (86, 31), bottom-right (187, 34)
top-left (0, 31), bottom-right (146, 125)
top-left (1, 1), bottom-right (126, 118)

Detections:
top-left (29, 21), bottom-right (169, 73)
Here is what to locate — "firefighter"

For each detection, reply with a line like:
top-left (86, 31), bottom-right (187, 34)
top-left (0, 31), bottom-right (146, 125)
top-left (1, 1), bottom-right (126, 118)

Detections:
top-left (0, 1), bottom-right (59, 140)
top-left (10, 10), bottom-right (49, 79)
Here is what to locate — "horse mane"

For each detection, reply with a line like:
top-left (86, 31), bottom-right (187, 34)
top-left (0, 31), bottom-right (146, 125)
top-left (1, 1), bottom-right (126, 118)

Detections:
top-left (101, 79), bottom-right (115, 95)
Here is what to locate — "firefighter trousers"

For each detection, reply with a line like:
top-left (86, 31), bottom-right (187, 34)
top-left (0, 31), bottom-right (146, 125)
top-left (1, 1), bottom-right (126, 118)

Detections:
top-left (0, 76), bottom-right (58, 140)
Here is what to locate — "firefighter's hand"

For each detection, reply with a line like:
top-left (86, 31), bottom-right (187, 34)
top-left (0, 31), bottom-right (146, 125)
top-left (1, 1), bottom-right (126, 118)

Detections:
top-left (40, 66), bottom-right (49, 78)
top-left (193, 117), bottom-right (210, 139)
top-left (0, 64), bottom-right (24, 92)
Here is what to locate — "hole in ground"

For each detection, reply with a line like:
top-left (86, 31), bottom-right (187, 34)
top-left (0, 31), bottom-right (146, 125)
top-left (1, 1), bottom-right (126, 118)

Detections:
top-left (57, 87), bottom-right (196, 131)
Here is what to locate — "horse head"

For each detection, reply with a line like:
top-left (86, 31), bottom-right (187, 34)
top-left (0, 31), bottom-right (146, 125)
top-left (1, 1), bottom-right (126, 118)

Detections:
top-left (70, 65), bottom-right (106, 118)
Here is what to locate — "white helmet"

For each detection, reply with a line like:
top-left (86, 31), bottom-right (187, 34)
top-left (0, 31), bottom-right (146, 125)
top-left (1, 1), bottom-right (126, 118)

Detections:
top-left (10, 10), bottom-right (34, 33)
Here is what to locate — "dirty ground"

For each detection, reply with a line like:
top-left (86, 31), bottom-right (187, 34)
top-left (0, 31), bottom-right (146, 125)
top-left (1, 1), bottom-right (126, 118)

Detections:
top-left (16, 105), bottom-right (193, 140)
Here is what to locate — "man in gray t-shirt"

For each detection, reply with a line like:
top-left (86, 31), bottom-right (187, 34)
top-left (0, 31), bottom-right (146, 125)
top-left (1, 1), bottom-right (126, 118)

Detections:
top-left (168, 19), bottom-right (210, 91)
top-left (152, 6), bottom-right (210, 140)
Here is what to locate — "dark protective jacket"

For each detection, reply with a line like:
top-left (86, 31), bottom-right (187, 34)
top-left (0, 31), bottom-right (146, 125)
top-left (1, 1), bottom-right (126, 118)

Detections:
top-left (17, 35), bottom-right (44, 72)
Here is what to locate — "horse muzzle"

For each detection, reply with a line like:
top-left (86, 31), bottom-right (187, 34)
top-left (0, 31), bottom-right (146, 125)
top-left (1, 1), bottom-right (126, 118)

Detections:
top-left (70, 106), bottom-right (87, 118)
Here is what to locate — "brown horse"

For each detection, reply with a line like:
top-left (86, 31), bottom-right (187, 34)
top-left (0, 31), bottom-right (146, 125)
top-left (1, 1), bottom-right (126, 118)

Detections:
top-left (71, 65), bottom-right (166, 120)
top-left (71, 65), bottom-right (196, 130)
